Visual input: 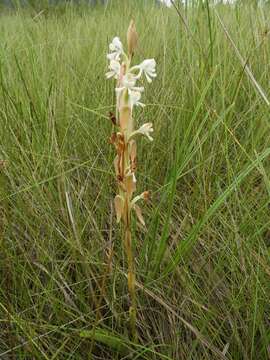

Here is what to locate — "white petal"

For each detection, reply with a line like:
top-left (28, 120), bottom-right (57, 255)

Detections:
top-left (129, 89), bottom-right (145, 107)
top-left (105, 71), bottom-right (114, 79)
top-left (145, 73), bottom-right (152, 83)
top-left (107, 52), bottom-right (118, 61)
top-left (136, 101), bottom-right (145, 107)
top-left (112, 37), bottom-right (123, 51)
top-left (131, 86), bottom-right (144, 93)
top-left (115, 86), bottom-right (125, 94)
top-left (122, 74), bottom-right (137, 88)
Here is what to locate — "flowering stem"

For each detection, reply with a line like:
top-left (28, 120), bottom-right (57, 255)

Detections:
top-left (121, 100), bottom-right (137, 341)
top-left (123, 205), bottom-right (137, 341)
top-left (106, 22), bottom-right (156, 343)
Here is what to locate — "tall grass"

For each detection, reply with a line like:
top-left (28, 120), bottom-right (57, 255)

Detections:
top-left (0, 1), bottom-right (270, 359)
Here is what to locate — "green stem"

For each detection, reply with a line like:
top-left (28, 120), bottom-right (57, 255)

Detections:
top-left (124, 205), bottom-right (137, 341)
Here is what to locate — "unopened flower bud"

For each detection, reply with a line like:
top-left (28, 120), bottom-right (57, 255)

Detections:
top-left (127, 19), bottom-right (138, 58)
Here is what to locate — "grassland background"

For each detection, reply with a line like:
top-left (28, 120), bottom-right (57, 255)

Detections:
top-left (0, 1), bottom-right (270, 359)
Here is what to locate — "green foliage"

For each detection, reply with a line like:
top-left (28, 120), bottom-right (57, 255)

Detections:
top-left (0, 1), bottom-right (270, 359)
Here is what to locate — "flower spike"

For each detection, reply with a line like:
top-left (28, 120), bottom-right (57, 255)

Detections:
top-left (105, 21), bottom-right (157, 341)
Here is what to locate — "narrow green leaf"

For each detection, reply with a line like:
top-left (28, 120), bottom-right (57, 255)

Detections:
top-left (80, 329), bottom-right (130, 355)
top-left (164, 147), bottom-right (270, 276)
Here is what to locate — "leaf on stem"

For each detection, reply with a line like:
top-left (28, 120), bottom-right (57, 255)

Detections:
top-left (125, 173), bottom-right (136, 196)
top-left (133, 204), bottom-right (145, 227)
top-left (114, 195), bottom-right (124, 223)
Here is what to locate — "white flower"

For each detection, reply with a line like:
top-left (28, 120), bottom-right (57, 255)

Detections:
top-left (129, 90), bottom-right (145, 107)
top-left (105, 59), bottom-right (121, 79)
top-left (139, 59), bottom-right (157, 83)
top-left (107, 37), bottom-right (123, 61)
top-left (115, 73), bottom-right (145, 108)
top-left (137, 122), bottom-right (154, 140)
top-left (129, 122), bottom-right (154, 141)
top-left (116, 73), bottom-right (144, 95)
top-left (130, 58), bottom-right (157, 83)
top-left (121, 73), bottom-right (137, 89)
top-left (109, 37), bottom-right (123, 53)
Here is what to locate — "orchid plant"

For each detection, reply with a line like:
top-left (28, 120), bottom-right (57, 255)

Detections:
top-left (106, 21), bottom-right (156, 340)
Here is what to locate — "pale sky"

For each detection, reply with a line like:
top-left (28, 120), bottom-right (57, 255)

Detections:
top-left (160, 0), bottom-right (173, 6)
top-left (159, 0), bottom-right (236, 6)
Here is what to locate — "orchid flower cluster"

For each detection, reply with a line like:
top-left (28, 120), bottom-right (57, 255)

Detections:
top-left (106, 26), bottom-right (156, 227)
top-left (106, 37), bottom-right (156, 112)
top-left (106, 21), bottom-right (156, 339)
